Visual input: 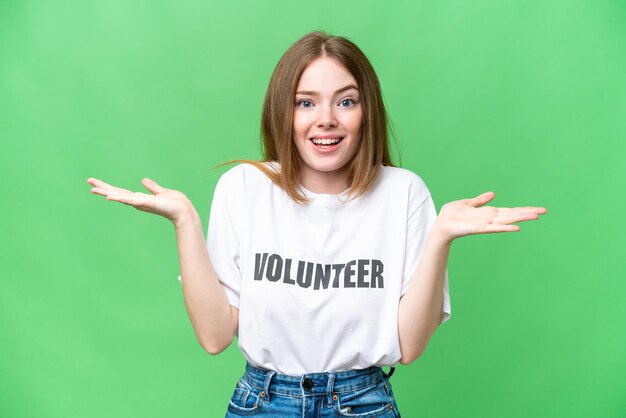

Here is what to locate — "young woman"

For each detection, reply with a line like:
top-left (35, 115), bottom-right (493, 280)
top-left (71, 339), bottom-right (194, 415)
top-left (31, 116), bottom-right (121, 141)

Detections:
top-left (87, 31), bottom-right (547, 417)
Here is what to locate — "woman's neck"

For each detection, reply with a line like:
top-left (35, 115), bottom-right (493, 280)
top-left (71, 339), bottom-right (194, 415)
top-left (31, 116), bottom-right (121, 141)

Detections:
top-left (299, 168), bottom-right (350, 194)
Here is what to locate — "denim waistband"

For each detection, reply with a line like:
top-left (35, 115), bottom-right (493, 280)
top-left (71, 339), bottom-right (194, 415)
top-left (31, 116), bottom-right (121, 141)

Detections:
top-left (240, 362), bottom-right (388, 399)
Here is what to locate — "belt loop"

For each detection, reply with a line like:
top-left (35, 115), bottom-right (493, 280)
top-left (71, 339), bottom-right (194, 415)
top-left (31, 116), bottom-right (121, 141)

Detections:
top-left (261, 370), bottom-right (275, 404)
top-left (326, 371), bottom-right (336, 407)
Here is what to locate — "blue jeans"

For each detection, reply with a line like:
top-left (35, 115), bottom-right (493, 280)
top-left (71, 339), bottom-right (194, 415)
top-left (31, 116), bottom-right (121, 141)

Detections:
top-left (225, 362), bottom-right (401, 417)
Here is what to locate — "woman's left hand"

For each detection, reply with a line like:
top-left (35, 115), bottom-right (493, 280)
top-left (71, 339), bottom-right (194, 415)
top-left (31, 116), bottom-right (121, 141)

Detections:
top-left (434, 191), bottom-right (548, 244)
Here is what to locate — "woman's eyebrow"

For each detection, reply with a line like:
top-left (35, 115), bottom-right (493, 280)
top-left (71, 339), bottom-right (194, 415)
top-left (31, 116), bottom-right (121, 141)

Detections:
top-left (296, 84), bottom-right (359, 96)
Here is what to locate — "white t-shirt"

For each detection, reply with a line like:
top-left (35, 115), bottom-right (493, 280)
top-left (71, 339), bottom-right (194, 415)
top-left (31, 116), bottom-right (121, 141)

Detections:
top-left (178, 162), bottom-right (451, 375)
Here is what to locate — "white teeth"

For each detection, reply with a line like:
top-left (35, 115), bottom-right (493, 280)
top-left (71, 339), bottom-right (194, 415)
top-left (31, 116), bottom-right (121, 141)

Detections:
top-left (311, 138), bottom-right (342, 145)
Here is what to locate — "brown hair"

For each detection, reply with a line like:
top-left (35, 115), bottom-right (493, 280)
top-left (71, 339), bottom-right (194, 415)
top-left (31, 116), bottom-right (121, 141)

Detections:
top-left (216, 31), bottom-right (397, 204)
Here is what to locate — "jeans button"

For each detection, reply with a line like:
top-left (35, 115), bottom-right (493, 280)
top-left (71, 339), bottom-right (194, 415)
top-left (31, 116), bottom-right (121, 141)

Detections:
top-left (302, 377), bottom-right (314, 391)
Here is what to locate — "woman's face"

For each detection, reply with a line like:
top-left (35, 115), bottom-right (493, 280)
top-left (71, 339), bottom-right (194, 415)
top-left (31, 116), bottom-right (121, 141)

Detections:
top-left (292, 57), bottom-right (363, 191)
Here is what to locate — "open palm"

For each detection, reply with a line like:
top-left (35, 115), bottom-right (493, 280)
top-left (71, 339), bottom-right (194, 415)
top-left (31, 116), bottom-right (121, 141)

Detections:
top-left (436, 191), bottom-right (548, 242)
top-left (87, 177), bottom-right (194, 224)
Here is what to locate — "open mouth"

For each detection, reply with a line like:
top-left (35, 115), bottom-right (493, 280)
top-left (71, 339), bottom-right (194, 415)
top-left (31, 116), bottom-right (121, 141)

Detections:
top-left (309, 137), bottom-right (344, 150)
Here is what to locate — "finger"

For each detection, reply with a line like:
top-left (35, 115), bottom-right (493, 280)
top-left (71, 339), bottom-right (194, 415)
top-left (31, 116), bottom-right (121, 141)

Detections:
top-left (106, 192), bottom-right (151, 207)
top-left (495, 207), bottom-right (548, 216)
top-left (87, 178), bottom-right (132, 194)
top-left (105, 193), bottom-right (134, 205)
top-left (469, 191), bottom-right (495, 208)
top-left (483, 224), bottom-right (521, 233)
top-left (142, 178), bottom-right (167, 195)
top-left (87, 177), bottom-right (116, 189)
top-left (89, 186), bottom-right (111, 197)
top-left (505, 206), bottom-right (548, 214)
top-left (90, 185), bottom-right (133, 198)
top-left (496, 212), bottom-right (541, 224)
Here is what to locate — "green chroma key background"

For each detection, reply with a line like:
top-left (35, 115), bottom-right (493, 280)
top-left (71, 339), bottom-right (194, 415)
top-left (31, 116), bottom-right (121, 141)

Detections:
top-left (1, 1), bottom-right (624, 417)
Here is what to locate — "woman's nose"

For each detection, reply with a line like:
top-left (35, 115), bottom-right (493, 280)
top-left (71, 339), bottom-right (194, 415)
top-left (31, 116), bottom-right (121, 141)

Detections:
top-left (316, 105), bottom-right (337, 128)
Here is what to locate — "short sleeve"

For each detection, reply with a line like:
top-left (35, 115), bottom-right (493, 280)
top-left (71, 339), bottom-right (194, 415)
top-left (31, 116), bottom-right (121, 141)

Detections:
top-left (177, 169), bottom-right (243, 309)
top-left (401, 181), bottom-right (452, 325)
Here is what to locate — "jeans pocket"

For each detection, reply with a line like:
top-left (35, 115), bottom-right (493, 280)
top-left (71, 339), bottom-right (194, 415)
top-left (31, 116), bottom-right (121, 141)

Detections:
top-left (334, 380), bottom-right (396, 417)
top-left (227, 380), bottom-right (262, 416)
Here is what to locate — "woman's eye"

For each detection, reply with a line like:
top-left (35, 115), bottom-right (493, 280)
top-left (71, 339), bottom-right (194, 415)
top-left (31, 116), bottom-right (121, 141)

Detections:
top-left (339, 99), bottom-right (354, 107)
top-left (297, 100), bottom-right (313, 108)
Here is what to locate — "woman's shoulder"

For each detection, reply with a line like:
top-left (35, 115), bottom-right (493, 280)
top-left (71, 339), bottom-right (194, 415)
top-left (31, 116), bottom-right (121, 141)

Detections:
top-left (378, 165), bottom-right (432, 210)
top-left (380, 165), bottom-right (428, 190)
top-left (217, 161), bottom-right (277, 189)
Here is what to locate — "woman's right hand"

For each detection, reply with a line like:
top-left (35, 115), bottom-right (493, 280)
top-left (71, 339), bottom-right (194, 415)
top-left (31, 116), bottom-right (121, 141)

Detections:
top-left (87, 177), bottom-right (197, 226)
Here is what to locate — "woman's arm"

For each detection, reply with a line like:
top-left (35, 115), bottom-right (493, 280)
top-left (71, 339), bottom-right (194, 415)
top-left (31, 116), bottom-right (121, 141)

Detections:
top-left (87, 177), bottom-right (238, 355)
top-left (174, 209), bottom-right (239, 355)
top-left (397, 191), bottom-right (547, 364)
top-left (398, 225), bottom-right (450, 365)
